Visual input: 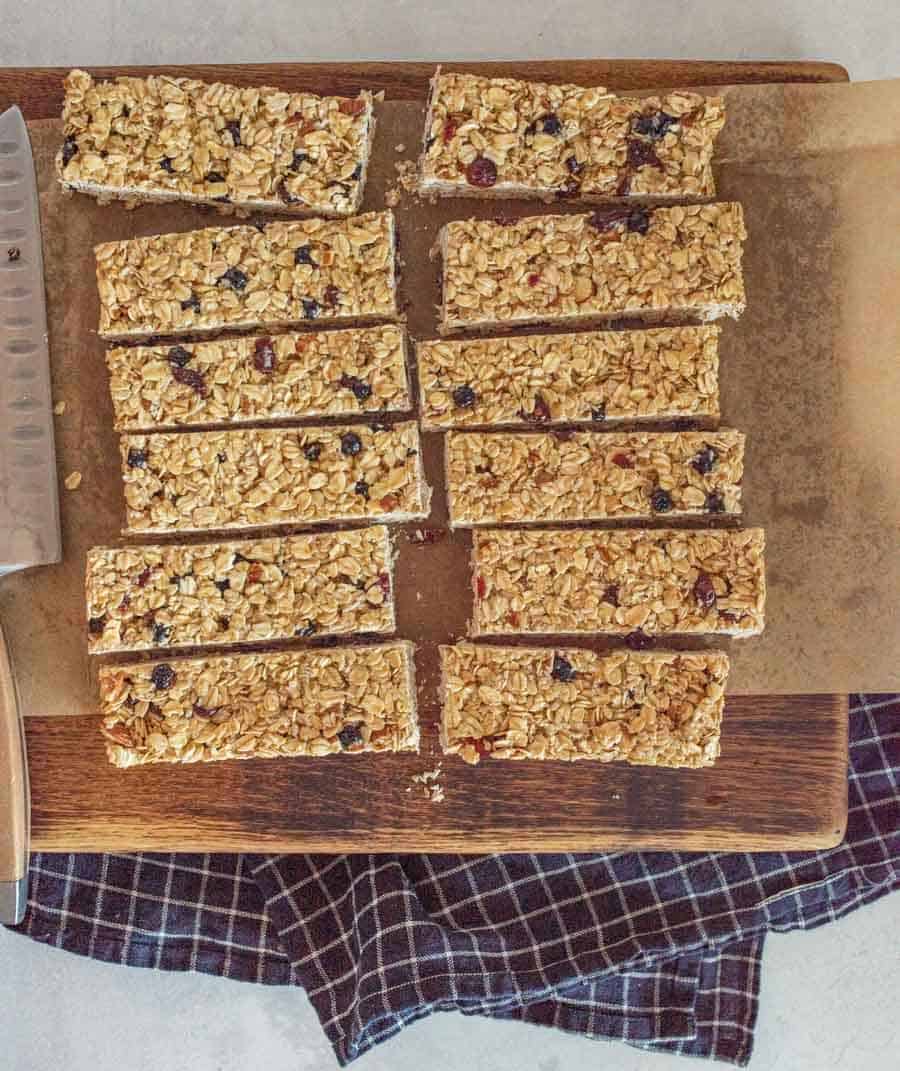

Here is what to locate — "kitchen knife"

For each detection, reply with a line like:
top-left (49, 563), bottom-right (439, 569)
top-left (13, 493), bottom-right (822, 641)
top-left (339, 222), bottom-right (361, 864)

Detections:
top-left (0, 105), bottom-right (61, 925)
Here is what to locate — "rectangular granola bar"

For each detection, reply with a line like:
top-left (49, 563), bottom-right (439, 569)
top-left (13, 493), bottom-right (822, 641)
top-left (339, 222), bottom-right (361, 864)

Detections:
top-left (86, 526), bottom-right (395, 654)
top-left (95, 211), bottom-right (396, 341)
top-left (420, 69), bottom-right (724, 201)
top-left (100, 642), bottom-right (419, 767)
top-left (471, 528), bottom-right (765, 637)
top-left (440, 643), bottom-right (727, 766)
top-left (106, 325), bottom-right (410, 431)
top-left (58, 68), bottom-right (375, 217)
top-left (121, 422), bottom-right (429, 534)
top-left (446, 429), bottom-right (744, 526)
top-left (417, 325), bottom-right (719, 430)
top-left (437, 203), bottom-right (746, 333)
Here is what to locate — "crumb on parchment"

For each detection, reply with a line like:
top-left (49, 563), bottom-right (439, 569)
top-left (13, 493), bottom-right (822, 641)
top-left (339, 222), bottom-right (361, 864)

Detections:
top-left (53, 400), bottom-right (67, 415)
top-left (64, 471), bottom-right (82, 490)
top-left (411, 764), bottom-right (445, 803)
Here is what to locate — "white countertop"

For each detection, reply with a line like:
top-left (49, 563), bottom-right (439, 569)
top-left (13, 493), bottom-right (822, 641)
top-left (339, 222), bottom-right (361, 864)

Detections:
top-left (1, 2), bottom-right (897, 1067)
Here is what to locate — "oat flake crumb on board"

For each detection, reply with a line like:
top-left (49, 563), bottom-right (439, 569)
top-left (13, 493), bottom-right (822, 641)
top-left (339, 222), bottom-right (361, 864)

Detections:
top-left (64, 470), bottom-right (82, 490)
top-left (411, 764), bottom-right (445, 803)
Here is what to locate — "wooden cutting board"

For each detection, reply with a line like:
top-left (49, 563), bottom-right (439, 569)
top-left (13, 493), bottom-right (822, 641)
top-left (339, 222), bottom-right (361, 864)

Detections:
top-left (0, 59), bottom-right (849, 853)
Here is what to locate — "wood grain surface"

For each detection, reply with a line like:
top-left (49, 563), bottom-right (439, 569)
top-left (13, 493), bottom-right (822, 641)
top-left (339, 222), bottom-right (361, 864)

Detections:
top-left (2, 59), bottom-right (850, 852)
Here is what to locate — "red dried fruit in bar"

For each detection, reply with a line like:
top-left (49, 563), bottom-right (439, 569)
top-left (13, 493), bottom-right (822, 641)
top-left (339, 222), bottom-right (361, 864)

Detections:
top-left (611, 452), bottom-right (635, 469)
top-left (475, 575), bottom-right (487, 599)
top-left (247, 563), bottom-right (264, 584)
top-left (339, 98), bottom-right (366, 117)
top-left (693, 572), bottom-right (717, 609)
top-left (466, 155), bottom-right (497, 188)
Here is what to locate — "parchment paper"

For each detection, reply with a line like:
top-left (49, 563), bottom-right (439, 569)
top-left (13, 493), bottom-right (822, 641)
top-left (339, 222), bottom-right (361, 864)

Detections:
top-left (2, 78), bottom-right (898, 716)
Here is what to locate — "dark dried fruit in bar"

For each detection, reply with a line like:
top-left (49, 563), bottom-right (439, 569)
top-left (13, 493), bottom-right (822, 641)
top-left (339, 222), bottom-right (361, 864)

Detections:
top-left (214, 579), bottom-right (230, 593)
top-left (612, 452), bottom-right (635, 469)
top-left (172, 365), bottom-right (208, 397)
top-left (590, 206), bottom-right (632, 232)
top-left (126, 447), bottom-right (147, 469)
top-left (294, 244), bottom-right (317, 267)
top-left (290, 150), bottom-right (308, 170)
top-left (626, 138), bottom-right (662, 170)
top-left (591, 404), bottom-right (607, 422)
top-left (378, 572), bottom-right (391, 598)
top-left (277, 180), bottom-right (302, 205)
top-left (565, 155), bottom-right (584, 175)
top-left (350, 163), bottom-right (363, 181)
top-left (541, 113), bottom-right (562, 135)
top-left (626, 208), bottom-right (651, 234)
top-left (253, 337), bottom-right (277, 374)
top-left (691, 444), bottom-right (718, 475)
top-left (527, 272), bottom-right (541, 287)
top-left (135, 566), bottom-right (152, 588)
top-left (218, 616), bottom-right (230, 630)
top-left (354, 479), bottom-right (370, 499)
top-left (650, 487), bottom-right (673, 513)
top-left (551, 653), bottom-right (577, 682)
top-left (475, 575), bottom-right (486, 599)
top-left (150, 663), bottom-right (175, 691)
top-left (323, 284), bottom-right (340, 308)
top-left (452, 384), bottom-right (477, 408)
top-left (224, 119), bottom-right (242, 146)
top-left (705, 491), bottom-right (726, 514)
top-left (522, 393), bottom-right (551, 423)
top-left (159, 156), bottom-right (175, 173)
top-left (465, 155), bottom-right (497, 188)
top-left (180, 292), bottom-right (201, 313)
top-left (192, 703), bottom-right (218, 718)
top-left (337, 722), bottom-right (365, 749)
top-left (167, 345), bottom-right (192, 368)
top-left (626, 630), bottom-right (652, 650)
top-left (339, 373), bottom-right (372, 402)
top-left (302, 298), bottom-right (320, 319)
top-left (61, 135), bottom-right (79, 167)
top-left (379, 493), bottom-right (400, 512)
top-left (151, 622), bottom-right (171, 646)
top-left (632, 111), bottom-right (677, 139)
top-left (303, 441), bottom-right (322, 462)
top-left (341, 432), bottom-right (363, 456)
top-left (88, 614), bottom-right (107, 635)
top-left (693, 571), bottom-right (717, 609)
top-left (218, 266), bottom-right (248, 292)
top-left (247, 563), bottom-right (264, 584)
top-left (217, 452), bottom-right (226, 463)
top-left (602, 584), bottom-right (620, 607)
top-left (295, 621), bottom-right (318, 637)
top-left (205, 170), bottom-right (226, 183)
top-left (442, 116), bottom-right (460, 143)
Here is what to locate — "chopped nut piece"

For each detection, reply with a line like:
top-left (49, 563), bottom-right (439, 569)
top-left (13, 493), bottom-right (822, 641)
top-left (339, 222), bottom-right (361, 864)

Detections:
top-left (53, 401), bottom-right (67, 415)
top-left (64, 471), bottom-right (82, 490)
top-left (471, 528), bottom-right (765, 636)
top-left (100, 642), bottom-right (419, 767)
top-left (440, 644), bottom-right (727, 767)
top-left (446, 429), bottom-right (744, 525)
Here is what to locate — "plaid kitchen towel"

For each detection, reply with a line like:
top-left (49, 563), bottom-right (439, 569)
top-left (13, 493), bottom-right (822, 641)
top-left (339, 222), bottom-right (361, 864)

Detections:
top-left (10, 695), bottom-right (899, 1067)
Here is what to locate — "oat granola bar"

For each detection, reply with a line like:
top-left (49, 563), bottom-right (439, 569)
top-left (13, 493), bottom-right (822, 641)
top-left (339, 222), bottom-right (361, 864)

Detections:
top-left (95, 211), bottom-right (396, 341)
top-left (418, 325), bottom-right (719, 430)
top-left (100, 642), bottom-right (418, 767)
top-left (437, 203), bottom-right (746, 333)
top-left (106, 325), bottom-right (410, 431)
top-left (58, 68), bottom-right (375, 217)
top-left (440, 644), bottom-right (727, 766)
top-left (472, 528), bottom-right (765, 637)
top-left (86, 526), bottom-right (395, 654)
top-left (121, 422), bottom-right (429, 534)
top-left (446, 429), bottom-right (744, 526)
top-left (420, 69), bottom-right (724, 201)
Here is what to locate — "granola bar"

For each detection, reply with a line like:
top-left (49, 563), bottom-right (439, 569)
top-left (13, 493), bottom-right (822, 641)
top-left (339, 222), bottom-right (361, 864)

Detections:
top-left (417, 325), bottom-right (719, 430)
top-left (437, 203), bottom-right (746, 333)
top-left (121, 422), bottom-right (429, 534)
top-left (420, 69), bottom-right (724, 201)
top-left (86, 526), bottom-right (395, 654)
top-left (445, 429), bottom-right (744, 526)
top-left (57, 68), bottom-right (375, 217)
top-left (100, 642), bottom-right (418, 767)
top-left (471, 528), bottom-right (765, 637)
top-left (106, 325), bottom-right (410, 431)
top-left (95, 211), bottom-right (396, 341)
top-left (440, 644), bottom-right (727, 766)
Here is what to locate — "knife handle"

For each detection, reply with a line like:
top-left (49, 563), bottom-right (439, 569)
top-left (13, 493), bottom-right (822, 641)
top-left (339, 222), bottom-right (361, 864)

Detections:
top-left (0, 616), bottom-right (29, 924)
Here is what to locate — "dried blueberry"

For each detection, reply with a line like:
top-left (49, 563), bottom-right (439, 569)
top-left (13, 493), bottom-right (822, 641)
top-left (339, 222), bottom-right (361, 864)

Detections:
top-left (465, 155), bottom-right (498, 188)
top-left (602, 584), bottom-right (620, 607)
top-left (217, 452), bottom-right (226, 463)
top-left (591, 404), bottom-right (607, 422)
top-left (192, 703), bottom-right (218, 718)
top-left (159, 156), bottom-right (175, 174)
top-left (565, 155), bottom-right (585, 175)
top-left (452, 384), bottom-right (477, 408)
top-left (150, 663), bottom-right (176, 690)
top-left (180, 292), bottom-right (201, 313)
top-left (302, 298), bottom-right (320, 319)
top-left (354, 479), bottom-right (370, 499)
top-left (337, 723), bottom-right (364, 749)
top-left (214, 579), bottom-right (230, 593)
top-left (589, 206), bottom-right (633, 232)
top-left (323, 284), bottom-right (340, 309)
top-left (626, 138), bottom-right (662, 170)
top-left (167, 345), bottom-right (192, 367)
top-left (218, 266), bottom-right (248, 292)
top-left (551, 653), bottom-right (577, 682)
top-left (705, 491), bottom-right (726, 514)
top-left (522, 393), bottom-right (551, 423)
top-left (650, 487), bottom-right (673, 513)
top-left (303, 441), bottom-right (322, 461)
top-left (88, 614), bottom-right (107, 635)
top-left (691, 444), bottom-right (718, 475)
top-left (632, 110), bottom-right (677, 139)
top-left (172, 365), bottom-right (208, 397)
top-left (693, 571), bottom-right (717, 609)
top-left (339, 373), bottom-right (373, 402)
top-left (61, 134), bottom-right (79, 167)
top-left (541, 113), bottom-right (563, 135)
top-left (350, 163), bottom-right (363, 181)
top-left (205, 170), bottom-right (226, 183)
top-left (218, 616), bottom-right (230, 630)
top-left (151, 622), bottom-right (171, 646)
top-left (225, 119), bottom-right (242, 146)
top-left (626, 208), bottom-right (651, 234)
top-left (253, 337), bottom-right (277, 374)
top-left (625, 630), bottom-right (652, 650)
top-left (341, 432), bottom-right (363, 456)
top-left (127, 447), bottom-right (147, 469)
top-left (294, 245), bottom-right (317, 267)
top-left (290, 150), bottom-right (308, 170)
top-left (295, 621), bottom-right (318, 638)
top-left (135, 567), bottom-right (152, 588)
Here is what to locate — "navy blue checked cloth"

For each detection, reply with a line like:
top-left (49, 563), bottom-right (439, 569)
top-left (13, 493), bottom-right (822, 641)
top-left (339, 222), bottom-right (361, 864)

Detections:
top-left (8, 695), bottom-right (899, 1066)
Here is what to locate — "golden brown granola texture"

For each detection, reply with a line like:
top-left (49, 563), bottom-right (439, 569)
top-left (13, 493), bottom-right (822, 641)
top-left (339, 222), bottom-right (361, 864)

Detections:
top-left (100, 642), bottom-right (418, 767)
top-left (471, 528), bottom-right (765, 636)
top-left (86, 526), bottom-right (395, 654)
top-left (446, 429), bottom-right (744, 525)
top-left (95, 211), bottom-right (396, 339)
top-left (58, 68), bottom-right (374, 216)
top-left (421, 71), bottom-right (724, 199)
top-left (441, 644), bottom-right (728, 766)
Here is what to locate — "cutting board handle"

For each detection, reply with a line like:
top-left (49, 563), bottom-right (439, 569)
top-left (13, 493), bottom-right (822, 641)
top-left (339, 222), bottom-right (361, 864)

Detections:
top-left (0, 617), bottom-right (29, 924)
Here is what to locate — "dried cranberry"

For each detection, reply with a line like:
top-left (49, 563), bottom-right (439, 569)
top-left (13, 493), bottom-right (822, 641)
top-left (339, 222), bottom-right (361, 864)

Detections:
top-left (350, 163), bottom-right (363, 181)
top-left (442, 116), bottom-right (460, 143)
top-left (167, 346), bottom-right (192, 368)
top-left (118, 593), bottom-right (131, 610)
top-left (159, 156), bottom-right (175, 174)
top-left (341, 432), bottom-right (363, 456)
top-left (354, 479), bottom-right (370, 499)
top-left (339, 373), bottom-right (372, 402)
top-left (302, 298), bottom-right (320, 319)
top-left (290, 150), bottom-right (308, 170)
top-left (705, 491), bottom-right (726, 514)
top-left (294, 245), bottom-right (317, 267)
top-left (475, 575), bottom-right (487, 599)
top-left (303, 441), bottom-right (322, 462)
top-left (61, 135), bottom-right (78, 167)
top-left (295, 621), bottom-right (318, 637)
top-left (150, 663), bottom-right (176, 691)
top-left (466, 155), bottom-right (498, 188)
top-left (627, 208), bottom-right (651, 234)
top-left (146, 702), bottom-right (162, 719)
top-left (205, 170), bottom-right (226, 183)
top-left (214, 579), bottom-right (230, 593)
top-left (632, 110), bottom-right (677, 139)
top-left (323, 284), bottom-right (340, 308)
top-left (691, 444), bottom-right (718, 475)
top-left (253, 337), bottom-right (277, 374)
top-left (127, 447), bottom-right (147, 469)
top-left (565, 155), bottom-right (585, 175)
top-left (527, 272), bottom-right (541, 287)
top-left (551, 653), bottom-right (577, 682)
top-left (378, 572), bottom-right (391, 598)
top-left (337, 723), bottom-right (364, 749)
top-left (224, 119), bottom-right (242, 146)
top-left (452, 384), bottom-right (477, 409)
top-left (693, 572), bottom-right (717, 609)
top-left (247, 563), bottom-right (264, 584)
top-left (626, 630), bottom-right (652, 650)
top-left (612, 452), bottom-right (634, 469)
top-left (192, 703), bottom-right (218, 718)
top-left (180, 292), bottom-right (201, 313)
top-left (626, 138), bottom-right (662, 170)
top-left (172, 365), bottom-right (208, 398)
top-left (135, 567), bottom-right (152, 588)
top-left (339, 98), bottom-right (366, 117)
top-left (88, 614), bottom-right (107, 635)
top-left (151, 622), bottom-right (171, 646)
top-left (650, 488), bottom-right (673, 513)
top-left (379, 493), bottom-right (400, 512)
top-left (218, 266), bottom-right (248, 292)
top-left (522, 394), bottom-right (551, 423)
top-left (602, 584), bottom-right (620, 607)
top-left (218, 616), bottom-right (230, 630)
top-left (591, 404), bottom-right (607, 422)
top-left (541, 113), bottom-right (563, 135)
